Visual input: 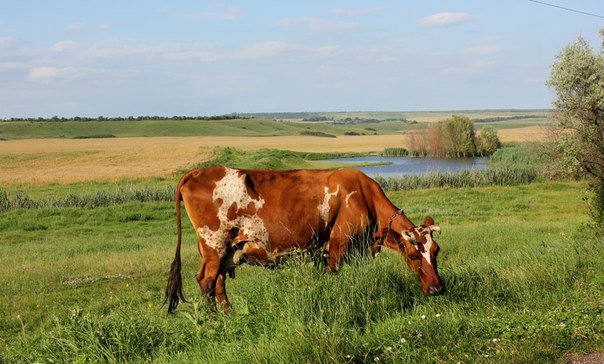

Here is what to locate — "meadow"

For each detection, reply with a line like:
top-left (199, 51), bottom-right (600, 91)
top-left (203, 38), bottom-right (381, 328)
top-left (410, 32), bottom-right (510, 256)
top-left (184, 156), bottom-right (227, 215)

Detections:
top-left (1, 114), bottom-right (601, 363)
top-left (0, 110), bottom-right (551, 141)
top-left (0, 119), bottom-right (410, 140)
top-left (1, 180), bottom-right (602, 363)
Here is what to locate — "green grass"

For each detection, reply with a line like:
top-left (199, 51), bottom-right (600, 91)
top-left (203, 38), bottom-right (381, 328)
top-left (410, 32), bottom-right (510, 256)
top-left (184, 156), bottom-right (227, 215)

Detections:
top-left (190, 147), bottom-right (369, 171)
top-left (0, 119), bottom-right (411, 140)
top-left (1, 181), bottom-right (602, 363)
top-left (0, 111), bottom-right (552, 140)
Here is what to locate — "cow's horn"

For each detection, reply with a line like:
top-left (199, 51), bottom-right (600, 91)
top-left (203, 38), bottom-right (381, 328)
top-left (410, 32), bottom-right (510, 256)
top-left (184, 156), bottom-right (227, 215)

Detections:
top-left (428, 225), bottom-right (442, 234)
top-left (401, 230), bottom-right (416, 242)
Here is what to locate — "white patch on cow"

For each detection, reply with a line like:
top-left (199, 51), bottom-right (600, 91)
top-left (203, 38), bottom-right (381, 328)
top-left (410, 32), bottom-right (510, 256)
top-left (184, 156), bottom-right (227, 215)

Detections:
top-left (401, 227), bottom-right (434, 266)
top-left (196, 168), bottom-right (269, 257)
top-left (197, 226), bottom-right (230, 256)
top-left (213, 168), bottom-right (265, 216)
top-left (345, 190), bottom-right (357, 207)
top-left (318, 185), bottom-right (340, 222)
top-left (421, 233), bottom-right (434, 266)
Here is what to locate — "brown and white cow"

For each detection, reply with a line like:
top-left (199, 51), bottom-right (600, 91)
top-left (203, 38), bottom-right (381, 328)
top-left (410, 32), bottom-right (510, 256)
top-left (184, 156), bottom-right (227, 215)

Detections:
top-left (165, 166), bottom-right (444, 312)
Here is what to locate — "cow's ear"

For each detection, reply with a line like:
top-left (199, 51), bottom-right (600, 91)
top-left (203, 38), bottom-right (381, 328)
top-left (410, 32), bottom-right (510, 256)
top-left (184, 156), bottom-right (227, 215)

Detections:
top-left (424, 216), bottom-right (435, 226)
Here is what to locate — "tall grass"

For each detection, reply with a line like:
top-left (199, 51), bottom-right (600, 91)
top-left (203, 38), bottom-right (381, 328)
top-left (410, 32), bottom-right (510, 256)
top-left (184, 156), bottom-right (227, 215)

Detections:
top-left (190, 147), bottom-right (368, 170)
top-left (375, 167), bottom-right (539, 191)
top-left (376, 143), bottom-right (547, 191)
top-left (4, 229), bottom-right (603, 363)
top-left (380, 147), bottom-right (408, 157)
top-left (489, 143), bottom-right (542, 168)
top-left (0, 186), bottom-right (174, 211)
top-left (1, 182), bottom-right (602, 363)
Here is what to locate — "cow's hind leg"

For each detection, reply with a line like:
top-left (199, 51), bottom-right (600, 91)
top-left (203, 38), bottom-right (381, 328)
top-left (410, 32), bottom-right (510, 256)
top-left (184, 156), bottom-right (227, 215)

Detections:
top-left (196, 245), bottom-right (224, 310)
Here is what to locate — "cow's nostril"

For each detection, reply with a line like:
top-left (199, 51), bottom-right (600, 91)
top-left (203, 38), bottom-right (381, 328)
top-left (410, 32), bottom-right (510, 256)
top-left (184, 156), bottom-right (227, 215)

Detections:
top-left (429, 285), bottom-right (444, 295)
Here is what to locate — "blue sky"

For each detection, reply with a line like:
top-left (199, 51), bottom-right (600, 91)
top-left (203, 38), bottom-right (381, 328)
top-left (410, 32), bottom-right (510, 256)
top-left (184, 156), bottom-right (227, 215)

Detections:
top-left (1, 1), bottom-right (602, 117)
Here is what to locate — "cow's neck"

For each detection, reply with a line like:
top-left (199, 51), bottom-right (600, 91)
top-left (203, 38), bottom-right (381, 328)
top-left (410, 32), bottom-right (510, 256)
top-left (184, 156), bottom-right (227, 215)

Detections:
top-left (373, 198), bottom-right (415, 231)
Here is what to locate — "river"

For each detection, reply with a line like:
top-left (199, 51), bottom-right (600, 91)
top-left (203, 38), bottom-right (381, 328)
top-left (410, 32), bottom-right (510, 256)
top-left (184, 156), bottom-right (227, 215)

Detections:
top-left (324, 156), bottom-right (488, 178)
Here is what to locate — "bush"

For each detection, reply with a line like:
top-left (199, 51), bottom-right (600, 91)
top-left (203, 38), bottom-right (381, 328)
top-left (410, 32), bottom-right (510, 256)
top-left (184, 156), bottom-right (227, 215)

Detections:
top-left (300, 131), bottom-right (336, 138)
top-left (72, 134), bottom-right (116, 139)
top-left (381, 148), bottom-right (408, 157)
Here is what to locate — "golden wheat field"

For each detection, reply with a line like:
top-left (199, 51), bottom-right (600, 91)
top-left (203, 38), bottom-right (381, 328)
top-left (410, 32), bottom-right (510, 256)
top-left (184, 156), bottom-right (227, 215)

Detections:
top-left (0, 135), bottom-right (407, 184)
top-left (0, 127), bottom-right (548, 184)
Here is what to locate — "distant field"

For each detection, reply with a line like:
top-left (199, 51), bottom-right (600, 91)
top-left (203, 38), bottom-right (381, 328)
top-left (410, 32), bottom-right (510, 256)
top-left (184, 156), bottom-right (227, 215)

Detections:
top-left (0, 119), bottom-right (410, 140)
top-left (0, 110), bottom-right (552, 184)
top-left (0, 135), bottom-right (412, 184)
top-left (0, 110), bottom-right (552, 140)
top-left (243, 109), bottom-right (550, 122)
top-left (496, 126), bottom-right (550, 142)
top-left (0, 126), bottom-right (551, 184)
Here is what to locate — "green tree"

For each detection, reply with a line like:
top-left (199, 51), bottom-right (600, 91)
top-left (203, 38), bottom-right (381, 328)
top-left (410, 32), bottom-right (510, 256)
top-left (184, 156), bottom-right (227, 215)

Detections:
top-left (477, 126), bottom-right (501, 156)
top-left (441, 115), bottom-right (476, 157)
top-left (547, 32), bottom-right (604, 227)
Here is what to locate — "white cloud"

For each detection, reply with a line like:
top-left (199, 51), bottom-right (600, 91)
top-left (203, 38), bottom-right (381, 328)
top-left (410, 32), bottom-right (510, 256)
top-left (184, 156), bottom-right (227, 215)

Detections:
top-left (445, 60), bottom-right (500, 76)
top-left (51, 40), bottom-right (77, 52)
top-left (331, 6), bottom-right (388, 16)
top-left (418, 12), bottom-right (471, 26)
top-left (184, 2), bottom-right (242, 21)
top-left (464, 45), bottom-right (505, 54)
top-left (27, 67), bottom-right (60, 81)
top-left (278, 17), bottom-right (359, 31)
top-left (0, 61), bottom-right (28, 71)
top-left (230, 41), bottom-right (337, 60)
top-left (68, 21), bottom-right (83, 33)
top-left (0, 36), bottom-right (15, 47)
top-left (162, 41), bottom-right (338, 62)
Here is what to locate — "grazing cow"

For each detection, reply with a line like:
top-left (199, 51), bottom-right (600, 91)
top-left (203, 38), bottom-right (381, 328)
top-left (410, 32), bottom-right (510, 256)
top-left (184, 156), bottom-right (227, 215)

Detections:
top-left (165, 166), bottom-right (444, 312)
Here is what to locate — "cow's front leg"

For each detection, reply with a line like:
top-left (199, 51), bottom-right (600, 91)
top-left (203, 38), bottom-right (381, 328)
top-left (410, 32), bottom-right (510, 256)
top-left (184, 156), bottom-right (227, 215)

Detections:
top-left (214, 274), bottom-right (231, 313)
top-left (326, 228), bottom-right (350, 272)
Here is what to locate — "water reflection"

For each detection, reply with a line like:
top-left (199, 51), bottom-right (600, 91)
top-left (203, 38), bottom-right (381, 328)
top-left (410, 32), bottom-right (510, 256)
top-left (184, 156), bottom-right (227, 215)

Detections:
top-left (324, 156), bottom-right (488, 178)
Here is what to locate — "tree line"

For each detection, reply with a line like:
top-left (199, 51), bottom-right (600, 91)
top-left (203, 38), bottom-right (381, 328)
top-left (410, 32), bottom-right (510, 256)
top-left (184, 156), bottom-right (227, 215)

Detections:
top-left (0, 114), bottom-right (251, 122)
top-left (407, 115), bottom-right (501, 158)
top-left (471, 114), bottom-right (545, 123)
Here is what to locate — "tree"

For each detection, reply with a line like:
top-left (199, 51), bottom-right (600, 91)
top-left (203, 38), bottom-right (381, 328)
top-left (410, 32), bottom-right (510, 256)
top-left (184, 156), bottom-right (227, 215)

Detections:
top-left (477, 126), bottom-right (501, 156)
top-left (441, 115), bottom-right (476, 158)
top-left (547, 32), bottom-right (604, 227)
top-left (407, 115), bottom-right (489, 158)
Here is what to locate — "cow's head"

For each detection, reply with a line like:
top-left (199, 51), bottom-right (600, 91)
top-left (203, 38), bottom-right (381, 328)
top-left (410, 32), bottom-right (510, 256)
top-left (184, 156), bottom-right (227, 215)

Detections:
top-left (379, 215), bottom-right (445, 295)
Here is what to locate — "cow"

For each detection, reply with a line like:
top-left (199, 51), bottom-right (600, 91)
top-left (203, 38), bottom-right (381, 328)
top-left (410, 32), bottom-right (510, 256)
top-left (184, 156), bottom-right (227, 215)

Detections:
top-left (165, 165), bottom-right (444, 313)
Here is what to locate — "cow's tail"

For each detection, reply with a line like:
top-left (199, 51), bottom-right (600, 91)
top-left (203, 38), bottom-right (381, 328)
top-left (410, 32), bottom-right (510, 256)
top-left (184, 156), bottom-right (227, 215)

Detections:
top-left (164, 174), bottom-right (190, 313)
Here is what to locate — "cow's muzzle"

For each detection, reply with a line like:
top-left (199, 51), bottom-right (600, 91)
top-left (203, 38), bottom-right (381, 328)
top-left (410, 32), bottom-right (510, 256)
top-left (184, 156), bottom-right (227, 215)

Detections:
top-left (428, 283), bottom-right (445, 295)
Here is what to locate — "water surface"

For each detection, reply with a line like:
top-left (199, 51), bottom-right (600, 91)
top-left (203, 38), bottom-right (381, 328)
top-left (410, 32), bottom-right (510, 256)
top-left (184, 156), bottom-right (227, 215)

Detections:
top-left (325, 156), bottom-right (488, 178)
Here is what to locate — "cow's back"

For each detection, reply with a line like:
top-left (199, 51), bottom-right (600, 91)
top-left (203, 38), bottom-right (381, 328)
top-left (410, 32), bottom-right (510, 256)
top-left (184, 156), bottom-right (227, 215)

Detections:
top-left (179, 166), bottom-right (376, 252)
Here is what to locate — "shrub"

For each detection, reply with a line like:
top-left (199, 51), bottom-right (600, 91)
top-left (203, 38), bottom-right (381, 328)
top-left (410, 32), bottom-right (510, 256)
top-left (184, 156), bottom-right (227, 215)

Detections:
top-left (299, 131), bottom-right (336, 138)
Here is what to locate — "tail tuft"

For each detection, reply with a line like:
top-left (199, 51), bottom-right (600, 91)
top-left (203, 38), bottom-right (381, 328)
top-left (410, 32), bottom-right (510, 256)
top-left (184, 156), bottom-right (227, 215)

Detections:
top-left (164, 173), bottom-right (189, 313)
top-left (164, 253), bottom-right (186, 313)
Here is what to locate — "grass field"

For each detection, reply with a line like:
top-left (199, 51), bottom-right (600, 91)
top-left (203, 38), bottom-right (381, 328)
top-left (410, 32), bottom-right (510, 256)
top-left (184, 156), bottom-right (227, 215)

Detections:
top-left (1, 114), bottom-right (599, 362)
top-left (243, 109), bottom-right (550, 123)
top-left (0, 110), bottom-right (552, 141)
top-left (0, 119), bottom-right (413, 140)
top-left (1, 181), bottom-right (602, 363)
